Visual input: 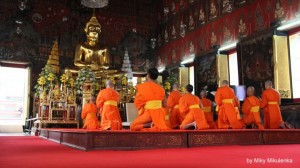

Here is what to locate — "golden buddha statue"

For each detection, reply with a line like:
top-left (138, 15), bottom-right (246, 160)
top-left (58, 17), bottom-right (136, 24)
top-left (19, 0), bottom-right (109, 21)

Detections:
top-left (67, 90), bottom-right (75, 104)
top-left (74, 14), bottom-right (110, 69)
top-left (52, 84), bottom-right (61, 101)
top-left (40, 90), bottom-right (48, 103)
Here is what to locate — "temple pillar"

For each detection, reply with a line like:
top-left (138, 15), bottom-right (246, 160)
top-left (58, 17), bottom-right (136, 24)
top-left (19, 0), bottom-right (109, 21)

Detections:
top-left (216, 53), bottom-right (229, 87)
top-left (273, 35), bottom-right (292, 99)
top-left (179, 67), bottom-right (189, 87)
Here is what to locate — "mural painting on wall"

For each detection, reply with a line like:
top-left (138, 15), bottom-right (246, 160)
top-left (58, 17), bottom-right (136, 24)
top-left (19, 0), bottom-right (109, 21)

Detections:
top-left (238, 14), bottom-right (248, 38)
top-left (117, 32), bottom-right (155, 72)
top-left (222, 0), bottom-right (234, 14)
top-left (274, 0), bottom-right (285, 21)
top-left (195, 53), bottom-right (217, 94)
top-left (240, 34), bottom-right (274, 96)
top-left (209, 0), bottom-right (218, 20)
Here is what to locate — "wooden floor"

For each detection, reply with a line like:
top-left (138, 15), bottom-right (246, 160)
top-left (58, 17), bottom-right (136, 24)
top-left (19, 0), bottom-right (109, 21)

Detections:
top-left (40, 128), bottom-right (300, 151)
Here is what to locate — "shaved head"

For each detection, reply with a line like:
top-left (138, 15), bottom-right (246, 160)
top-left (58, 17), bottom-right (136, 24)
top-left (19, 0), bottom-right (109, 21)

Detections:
top-left (89, 96), bottom-right (95, 103)
top-left (222, 80), bottom-right (229, 86)
top-left (173, 83), bottom-right (179, 91)
top-left (200, 90), bottom-right (207, 98)
top-left (246, 86), bottom-right (255, 96)
top-left (106, 79), bottom-right (114, 88)
top-left (265, 80), bottom-right (273, 89)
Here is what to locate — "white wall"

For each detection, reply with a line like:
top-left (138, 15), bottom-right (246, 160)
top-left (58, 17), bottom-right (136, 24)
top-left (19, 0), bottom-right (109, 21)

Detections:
top-left (228, 52), bottom-right (239, 86)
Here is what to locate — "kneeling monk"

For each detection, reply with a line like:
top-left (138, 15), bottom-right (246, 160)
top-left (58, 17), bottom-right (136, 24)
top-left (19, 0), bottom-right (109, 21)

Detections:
top-left (82, 96), bottom-right (100, 129)
top-left (200, 90), bottom-right (216, 129)
top-left (241, 86), bottom-right (264, 129)
top-left (179, 85), bottom-right (209, 130)
top-left (96, 80), bottom-right (122, 130)
top-left (167, 83), bottom-right (182, 128)
top-left (130, 68), bottom-right (170, 131)
top-left (215, 80), bottom-right (243, 129)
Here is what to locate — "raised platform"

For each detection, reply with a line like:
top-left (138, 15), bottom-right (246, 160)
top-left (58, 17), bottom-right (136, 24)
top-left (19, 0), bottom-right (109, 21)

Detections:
top-left (40, 129), bottom-right (300, 151)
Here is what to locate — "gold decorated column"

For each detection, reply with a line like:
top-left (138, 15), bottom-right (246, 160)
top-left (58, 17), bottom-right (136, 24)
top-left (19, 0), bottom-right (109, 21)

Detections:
top-left (273, 35), bottom-right (291, 98)
top-left (179, 67), bottom-right (189, 87)
top-left (216, 54), bottom-right (229, 87)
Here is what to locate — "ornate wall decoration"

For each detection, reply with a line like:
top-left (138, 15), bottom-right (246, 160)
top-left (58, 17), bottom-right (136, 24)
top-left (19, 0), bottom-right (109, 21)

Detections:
top-left (222, 0), bottom-right (234, 14)
top-left (279, 89), bottom-right (291, 98)
top-left (274, 0), bottom-right (285, 21)
top-left (239, 33), bottom-right (274, 96)
top-left (171, 25), bottom-right (177, 39)
top-left (223, 22), bottom-right (232, 43)
top-left (211, 31), bottom-right (217, 47)
top-left (209, 0), bottom-right (218, 20)
top-left (157, 0), bottom-right (300, 65)
top-left (164, 29), bottom-right (169, 43)
top-left (238, 15), bottom-right (248, 37)
top-left (198, 7), bottom-right (206, 25)
top-left (195, 53), bottom-right (217, 94)
top-left (255, 3), bottom-right (266, 31)
top-left (188, 14), bottom-right (195, 30)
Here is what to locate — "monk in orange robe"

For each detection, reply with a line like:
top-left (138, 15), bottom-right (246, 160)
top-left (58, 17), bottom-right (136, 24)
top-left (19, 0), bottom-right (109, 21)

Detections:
top-left (130, 68), bottom-right (170, 131)
top-left (179, 85), bottom-right (209, 130)
top-left (96, 80), bottom-right (122, 130)
top-left (234, 96), bottom-right (241, 120)
top-left (167, 83), bottom-right (182, 128)
top-left (241, 86), bottom-right (264, 129)
top-left (200, 90), bottom-right (216, 129)
top-left (82, 96), bottom-right (100, 129)
top-left (261, 80), bottom-right (284, 129)
top-left (215, 80), bottom-right (243, 129)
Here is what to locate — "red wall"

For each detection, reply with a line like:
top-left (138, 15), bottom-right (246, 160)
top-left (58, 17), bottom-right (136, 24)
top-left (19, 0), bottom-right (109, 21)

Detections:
top-left (157, 0), bottom-right (300, 67)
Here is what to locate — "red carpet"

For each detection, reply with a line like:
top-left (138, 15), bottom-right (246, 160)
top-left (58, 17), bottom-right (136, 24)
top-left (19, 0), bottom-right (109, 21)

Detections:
top-left (0, 136), bottom-right (299, 168)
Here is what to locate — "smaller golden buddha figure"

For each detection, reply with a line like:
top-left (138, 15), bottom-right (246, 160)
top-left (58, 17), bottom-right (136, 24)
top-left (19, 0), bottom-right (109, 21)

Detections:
top-left (67, 90), bottom-right (75, 104)
top-left (199, 8), bottom-right (206, 24)
top-left (188, 15), bottom-right (195, 30)
top-left (189, 42), bottom-right (194, 54)
top-left (40, 90), bottom-right (48, 103)
top-left (52, 84), bottom-right (61, 101)
top-left (210, 1), bottom-right (218, 20)
top-left (211, 32), bottom-right (217, 47)
top-left (238, 17), bottom-right (247, 37)
top-left (74, 14), bottom-right (110, 70)
top-left (275, 1), bottom-right (284, 21)
top-left (171, 25), bottom-right (176, 39)
top-left (222, 0), bottom-right (233, 13)
top-left (172, 49), bottom-right (176, 63)
top-left (164, 6), bottom-right (169, 18)
top-left (171, 2), bottom-right (176, 15)
top-left (180, 20), bottom-right (186, 37)
top-left (164, 29), bottom-right (169, 43)
top-left (223, 26), bottom-right (231, 42)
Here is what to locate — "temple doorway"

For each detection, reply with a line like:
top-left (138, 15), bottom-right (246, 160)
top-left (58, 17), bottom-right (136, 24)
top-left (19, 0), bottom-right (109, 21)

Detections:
top-left (0, 63), bottom-right (30, 133)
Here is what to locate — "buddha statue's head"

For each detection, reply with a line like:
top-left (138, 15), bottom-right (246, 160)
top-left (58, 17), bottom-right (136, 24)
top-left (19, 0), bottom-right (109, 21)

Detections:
top-left (85, 15), bottom-right (101, 46)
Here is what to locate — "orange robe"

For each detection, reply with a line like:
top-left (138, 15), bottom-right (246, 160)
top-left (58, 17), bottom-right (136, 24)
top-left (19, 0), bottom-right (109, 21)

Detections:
top-left (96, 88), bottom-right (122, 130)
top-left (81, 102), bottom-right (99, 129)
top-left (130, 81), bottom-right (170, 131)
top-left (200, 98), bottom-right (216, 129)
top-left (215, 86), bottom-right (243, 129)
top-left (179, 93), bottom-right (209, 130)
top-left (234, 96), bottom-right (241, 120)
top-left (241, 96), bottom-right (264, 129)
top-left (167, 90), bottom-right (182, 128)
top-left (260, 88), bottom-right (283, 129)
